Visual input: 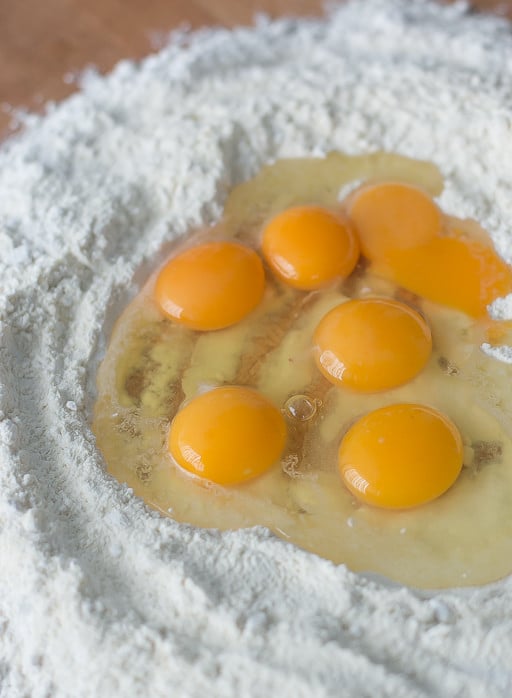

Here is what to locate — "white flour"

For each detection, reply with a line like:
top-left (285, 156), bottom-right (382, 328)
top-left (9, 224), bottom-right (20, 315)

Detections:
top-left (2, 1), bottom-right (512, 696)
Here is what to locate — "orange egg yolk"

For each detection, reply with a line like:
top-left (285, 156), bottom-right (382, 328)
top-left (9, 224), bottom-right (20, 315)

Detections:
top-left (348, 183), bottom-right (512, 317)
top-left (313, 298), bottom-right (432, 392)
top-left (372, 233), bottom-right (512, 318)
top-left (338, 403), bottom-right (464, 509)
top-left (168, 386), bottom-right (287, 485)
top-left (261, 205), bottom-right (359, 290)
top-left (348, 182), bottom-right (442, 262)
top-left (154, 241), bottom-right (265, 331)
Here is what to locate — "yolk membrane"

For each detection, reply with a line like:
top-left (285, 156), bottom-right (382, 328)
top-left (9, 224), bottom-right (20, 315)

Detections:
top-left (313, 298), bottom-right (432, 392)
top-left (168, 386), bottom-right (287, 485)
top-left (154, 241), bottom-right (265, 331)
top-left (261, 205), bottom-right (359, 290)
top-left (338, 403), bottom-right (464, 509)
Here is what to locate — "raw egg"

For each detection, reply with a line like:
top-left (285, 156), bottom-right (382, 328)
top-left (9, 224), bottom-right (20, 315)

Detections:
top-left (313, 298), bottom-right (432, 392)
top-left (154, 241), bottom-right (265, 330)
top-left (348, 182), bottom-right (442, 261)
top-left (93, 151), bottom-right (512, 589)
top-left (348, 182), bottom-right (512, 317)
top-left (261, 205), bottom-right (359, 289)
top-left (338, 403), bottom-right (463, 509)
top-left (168, 386), bottom-right (286, 485)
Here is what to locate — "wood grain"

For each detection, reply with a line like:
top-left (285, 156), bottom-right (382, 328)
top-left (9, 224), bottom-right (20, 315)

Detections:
top-left (0, 0), bottom-right (511, 136)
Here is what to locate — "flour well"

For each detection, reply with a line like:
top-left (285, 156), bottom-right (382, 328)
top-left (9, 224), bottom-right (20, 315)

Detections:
top-left (2, 1), bottom-right (512, 696)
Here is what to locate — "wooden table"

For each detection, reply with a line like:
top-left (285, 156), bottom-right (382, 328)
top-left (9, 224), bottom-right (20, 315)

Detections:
top-left (1, 0), bottom-right (511, 136)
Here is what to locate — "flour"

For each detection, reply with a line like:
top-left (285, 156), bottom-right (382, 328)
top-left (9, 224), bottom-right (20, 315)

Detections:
top-left (2, 1), bottom-right (512, 696)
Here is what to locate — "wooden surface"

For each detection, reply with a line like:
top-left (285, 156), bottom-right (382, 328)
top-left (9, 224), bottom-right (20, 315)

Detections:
top-left (1, 0), bottom-right (511, 136)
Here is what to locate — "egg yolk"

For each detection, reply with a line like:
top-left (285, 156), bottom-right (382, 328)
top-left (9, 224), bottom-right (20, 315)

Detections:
top-left (338, 403), bottom-right (464, 509)
top-left (168, 386), bottom-right (287, 485)
top-left (154, 242), bottom-right (265, 331)
top-left (313, 298), bottom-right (432, 392)
top-left (261, 206), bottom-right (359, 290)
top-left (348, 182), bottom-right (442, 262)
top-left (347, 183), bottom-right (512, 317)
top-left (372, 233), bottom-right (512, 318)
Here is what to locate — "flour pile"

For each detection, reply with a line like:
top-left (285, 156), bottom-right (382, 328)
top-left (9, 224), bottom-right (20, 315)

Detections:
top-left (2, 1), bottom-right (512, 696)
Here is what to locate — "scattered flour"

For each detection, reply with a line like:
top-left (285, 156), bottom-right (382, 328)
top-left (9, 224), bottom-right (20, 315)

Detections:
top-left (2, 1), bottom-right (512, 696)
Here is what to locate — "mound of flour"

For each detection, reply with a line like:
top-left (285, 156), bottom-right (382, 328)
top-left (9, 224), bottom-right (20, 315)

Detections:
top-left (2, 1), bottom-right (512, 696)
